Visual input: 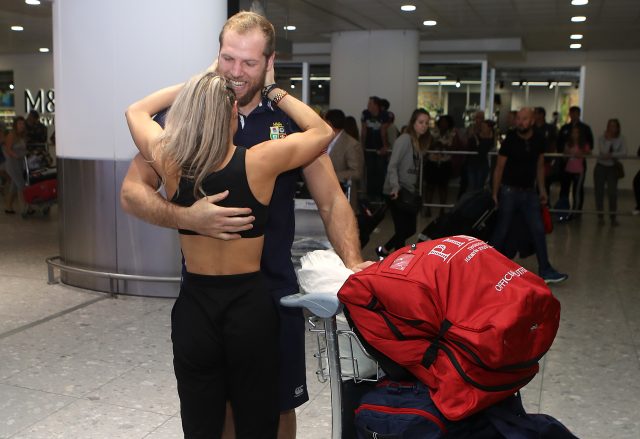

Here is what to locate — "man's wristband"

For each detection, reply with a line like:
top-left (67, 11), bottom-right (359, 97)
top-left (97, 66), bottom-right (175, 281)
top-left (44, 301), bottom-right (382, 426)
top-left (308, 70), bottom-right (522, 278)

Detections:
top-left (270, 90), bottom-right (289, 106)
top-left (262, 83), bottom-right (277, 98)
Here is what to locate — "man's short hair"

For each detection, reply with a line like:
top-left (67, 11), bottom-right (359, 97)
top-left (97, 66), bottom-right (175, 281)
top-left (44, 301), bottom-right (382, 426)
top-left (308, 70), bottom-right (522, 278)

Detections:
top-left (380, 99), bottom-right (390, 111)
top-left (28, 110), bottom-right (40, 119)
top-left (534, 107), bottom-right (546, 117)
top-left (368, 96), bottom-right (382, 109)
top-left (219, 11), bottom-right (276, 58)
top-left (569, 106), bottom-right (581, 114)
top-left (325, 109), bottom-right (346, 130)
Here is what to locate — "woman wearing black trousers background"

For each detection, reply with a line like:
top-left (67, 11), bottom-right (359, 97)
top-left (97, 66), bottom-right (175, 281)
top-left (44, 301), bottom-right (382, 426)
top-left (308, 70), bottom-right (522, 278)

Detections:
top-left (377, 109), bottom-right (431, 256)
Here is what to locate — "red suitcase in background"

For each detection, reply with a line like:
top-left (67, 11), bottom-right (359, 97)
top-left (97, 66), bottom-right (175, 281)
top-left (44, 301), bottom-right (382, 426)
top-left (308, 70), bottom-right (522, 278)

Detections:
top-left (22, 144), bottom-right (57, 215)
top-left (23, 178), bottom-right (57, 204)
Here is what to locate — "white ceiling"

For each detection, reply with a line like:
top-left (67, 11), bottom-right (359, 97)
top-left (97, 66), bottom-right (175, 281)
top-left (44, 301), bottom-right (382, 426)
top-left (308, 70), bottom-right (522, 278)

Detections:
top-left (0, 0), bottom-right (52, 55)
top-left (1, 0), bottom-right (639, 55)
top-left (262, 0), bottom-right (640, 51)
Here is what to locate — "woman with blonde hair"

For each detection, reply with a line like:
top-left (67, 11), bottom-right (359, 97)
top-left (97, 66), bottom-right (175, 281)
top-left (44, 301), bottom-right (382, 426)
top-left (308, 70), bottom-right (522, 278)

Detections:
top-left (125, 68), bottom-right (332, 439)
top-left (594, 118), bottom-right (626, 226)
top-left (377, 108), bottom-right (431, 256)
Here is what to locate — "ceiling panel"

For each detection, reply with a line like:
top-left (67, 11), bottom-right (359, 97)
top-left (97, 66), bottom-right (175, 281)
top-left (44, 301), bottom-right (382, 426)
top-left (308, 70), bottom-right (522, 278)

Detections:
top-left (1, 0), bottom-right (639, 55)
top-left (0, 1), bottom-right (52, 55)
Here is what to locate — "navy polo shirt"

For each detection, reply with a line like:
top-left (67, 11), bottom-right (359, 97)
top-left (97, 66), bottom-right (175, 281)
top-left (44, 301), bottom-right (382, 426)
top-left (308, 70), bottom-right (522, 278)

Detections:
top-left (156, 100), bottom-right (301, 291)
top-left (235, 98), bottom-right (300, 291)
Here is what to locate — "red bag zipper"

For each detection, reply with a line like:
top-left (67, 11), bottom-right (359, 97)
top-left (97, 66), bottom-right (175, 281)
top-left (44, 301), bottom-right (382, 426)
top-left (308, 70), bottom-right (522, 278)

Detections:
top-left (355, 403), bottom-right (447, 432)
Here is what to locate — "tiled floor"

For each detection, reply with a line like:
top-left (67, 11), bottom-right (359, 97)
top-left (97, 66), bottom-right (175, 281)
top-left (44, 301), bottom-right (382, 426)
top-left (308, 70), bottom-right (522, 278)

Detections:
top-left (0, 192), bottom-right (639, 439)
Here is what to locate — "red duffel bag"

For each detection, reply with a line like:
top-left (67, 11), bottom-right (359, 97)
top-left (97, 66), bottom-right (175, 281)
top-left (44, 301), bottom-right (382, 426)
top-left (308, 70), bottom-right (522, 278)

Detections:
top-left (337, 235), bottom-right (560, 421)
top-left (23, 179), bottom-right (57, 204)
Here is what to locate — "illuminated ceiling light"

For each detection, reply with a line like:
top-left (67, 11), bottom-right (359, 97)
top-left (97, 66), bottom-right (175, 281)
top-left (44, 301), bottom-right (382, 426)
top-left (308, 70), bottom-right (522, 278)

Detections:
top-left (571, 0), bottom-right (588, 5)
top-left (25, 0), bottom-right (41, 5)
top-left (283, 25), bottom-right (296, 31)
top-left (9, 83), bottom-right (15, 90)
top-left (318, 83), bottom-right (323, 89)
top-left (39, 47), bottom-right (50, 53)
top-left (571, 16), bottom-right (587, 22)
top-left (11, 26), bottom-right (24, 31)
top-left (419, 75), bottom-right (447, 80)
top-left (401, 5), bottom-right (416, 12)
top-left (455, 79), bottom-right (461, 88)
top-left (511, 81), bottom-right (573, 87)
top-left (423, 20), bottom-right (437, 26)
top-left (570, 43), bottom-right (582, 49)
top-left (570, 34), bottom-right (583, 40)
top-left (290, 76), bottom-right (331, 81)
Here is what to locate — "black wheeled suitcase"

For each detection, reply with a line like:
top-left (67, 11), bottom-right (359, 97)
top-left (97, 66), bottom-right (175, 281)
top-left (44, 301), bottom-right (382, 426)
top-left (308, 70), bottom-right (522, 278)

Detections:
top-left (418, 189), bottom-right (496, 242)
top-left (358, 200), bottom-right (387, 248)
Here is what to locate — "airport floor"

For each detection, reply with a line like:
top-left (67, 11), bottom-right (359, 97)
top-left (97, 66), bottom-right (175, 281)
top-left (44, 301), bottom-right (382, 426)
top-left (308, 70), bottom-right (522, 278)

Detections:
top-left (0, 191), bottom-right (639, 439)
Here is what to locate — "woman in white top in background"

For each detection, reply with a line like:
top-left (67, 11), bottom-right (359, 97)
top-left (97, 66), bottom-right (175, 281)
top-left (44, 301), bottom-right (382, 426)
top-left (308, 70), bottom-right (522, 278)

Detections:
top-left (594, 118), bottom-right (626, 226)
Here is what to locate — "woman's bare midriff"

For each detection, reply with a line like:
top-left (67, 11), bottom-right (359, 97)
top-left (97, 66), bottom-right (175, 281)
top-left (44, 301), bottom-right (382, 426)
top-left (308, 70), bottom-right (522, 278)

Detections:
top-left (179, 235), bottom-right (264, 275)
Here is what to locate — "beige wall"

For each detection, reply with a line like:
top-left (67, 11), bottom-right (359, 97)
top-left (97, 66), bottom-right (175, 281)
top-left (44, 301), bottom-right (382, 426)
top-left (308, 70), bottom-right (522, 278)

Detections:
top-left (583, 59), bottom-right (640, 189)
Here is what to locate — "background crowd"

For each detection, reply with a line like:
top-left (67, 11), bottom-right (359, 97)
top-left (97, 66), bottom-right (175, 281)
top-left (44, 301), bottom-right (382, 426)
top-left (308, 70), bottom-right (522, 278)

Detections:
top-left (319, 96), bottom-right (639, 283)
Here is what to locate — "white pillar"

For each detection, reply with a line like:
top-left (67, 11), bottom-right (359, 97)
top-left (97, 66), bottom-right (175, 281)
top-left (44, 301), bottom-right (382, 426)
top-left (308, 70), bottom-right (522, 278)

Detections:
top-left (488, 68), bottom-right (496, 118)
top-left (330, 30), bottom-right (419, 128)
top-left (302, 62), bottom-right (310, 105)
top-left (52, 0), bottom-right (226, 296)
top-left (578, 65), bottom-right (587, 112)
top-left (480, 61), bottom-right (488, 112)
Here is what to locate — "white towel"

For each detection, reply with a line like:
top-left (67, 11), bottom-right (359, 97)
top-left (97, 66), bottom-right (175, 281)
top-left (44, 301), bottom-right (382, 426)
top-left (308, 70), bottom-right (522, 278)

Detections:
top-left (297, 249), bottom-right (353, 295)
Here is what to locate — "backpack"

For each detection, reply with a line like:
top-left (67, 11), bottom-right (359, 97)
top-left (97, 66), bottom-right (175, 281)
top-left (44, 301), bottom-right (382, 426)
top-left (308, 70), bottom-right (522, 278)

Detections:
top-left (354, 380), bottom-right (449, 439)
top-left (354, 381), bottom-right (578, 439)
top-left (337, 236), bottom-right (560, 420)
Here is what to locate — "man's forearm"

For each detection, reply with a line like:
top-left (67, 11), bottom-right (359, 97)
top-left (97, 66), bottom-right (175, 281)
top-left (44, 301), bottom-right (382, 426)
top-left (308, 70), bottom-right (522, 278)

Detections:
top-left (319, 193), bottom-right (363, 270)
top-left (121, 177), bottom-right (181, 229)
top-left (303, 154), bottom-right (365, 269)
top-left (121, 153), bottom-right (253, 239)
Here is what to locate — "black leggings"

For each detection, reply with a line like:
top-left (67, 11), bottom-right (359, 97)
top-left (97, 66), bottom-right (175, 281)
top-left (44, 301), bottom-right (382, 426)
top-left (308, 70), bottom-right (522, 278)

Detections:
top-left (171, 271), bottom-right (279, 439)
top-left (385, 199), bottom-right (418, 251)
top-left (634, 170), bottom-right (640, 210)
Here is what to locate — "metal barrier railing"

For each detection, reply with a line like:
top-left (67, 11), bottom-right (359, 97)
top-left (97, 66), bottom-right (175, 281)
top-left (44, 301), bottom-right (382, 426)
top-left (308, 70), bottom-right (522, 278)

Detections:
top-left (361, 148), bottom-right (639, 216)
top-left (45, 256), bottom-right (180, 295)
top-left (365, 148), bottom-right (640, 160)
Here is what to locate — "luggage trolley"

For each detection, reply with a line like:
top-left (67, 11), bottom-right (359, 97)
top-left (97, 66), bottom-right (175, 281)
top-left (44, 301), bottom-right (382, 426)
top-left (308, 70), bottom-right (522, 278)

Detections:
top-left (23, 143), bottom-right (57, 216)
top-left (281, 292), bottom-right (381, 439)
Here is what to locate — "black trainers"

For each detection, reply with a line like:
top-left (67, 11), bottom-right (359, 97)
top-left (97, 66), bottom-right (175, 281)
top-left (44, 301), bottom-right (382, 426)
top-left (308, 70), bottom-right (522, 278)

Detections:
top-left (540, 269), bottom-right (568, 284)
top-left (375, 246), bottom-right (389, 260)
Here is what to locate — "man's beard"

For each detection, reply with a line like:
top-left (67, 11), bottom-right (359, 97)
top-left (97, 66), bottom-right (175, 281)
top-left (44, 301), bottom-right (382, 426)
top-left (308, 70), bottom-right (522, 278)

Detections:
top-left (517, 126), bottom-right (532, 135)
top-left (236, 70), bottom-right (267, 107)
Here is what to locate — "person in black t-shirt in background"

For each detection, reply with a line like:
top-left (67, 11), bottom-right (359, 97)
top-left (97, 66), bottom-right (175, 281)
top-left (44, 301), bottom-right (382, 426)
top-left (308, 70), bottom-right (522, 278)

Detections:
top-left (490, 108), bottom-right (568, 284)
top-left (25, 110), bottom-right (47, 145)
top-left (361, 96), bottom-right (390, 200)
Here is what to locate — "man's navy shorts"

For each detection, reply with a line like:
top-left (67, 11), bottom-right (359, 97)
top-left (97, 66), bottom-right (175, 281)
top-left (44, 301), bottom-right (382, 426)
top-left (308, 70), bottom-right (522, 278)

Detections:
top-left (270, 287), bottom-right (309, 411)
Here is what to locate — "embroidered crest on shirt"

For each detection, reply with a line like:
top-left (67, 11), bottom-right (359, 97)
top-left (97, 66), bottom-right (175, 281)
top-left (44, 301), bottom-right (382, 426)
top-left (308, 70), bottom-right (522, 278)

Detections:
top-left (270, 122), bottom-right (287, 140)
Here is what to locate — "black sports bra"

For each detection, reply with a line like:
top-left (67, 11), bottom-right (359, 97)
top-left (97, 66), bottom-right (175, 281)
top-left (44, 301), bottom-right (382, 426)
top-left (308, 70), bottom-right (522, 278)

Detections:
top-left (170, 147), bottom-right (268, 238)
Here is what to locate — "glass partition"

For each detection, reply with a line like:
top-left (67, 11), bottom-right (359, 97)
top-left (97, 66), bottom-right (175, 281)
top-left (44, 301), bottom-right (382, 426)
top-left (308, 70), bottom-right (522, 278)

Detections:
top-left (494, 67), bottom-right (580, 130)
top-left (418, 63), bottom-right (483, 129)
top-left (274, 63), bottom-right (331, 113)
